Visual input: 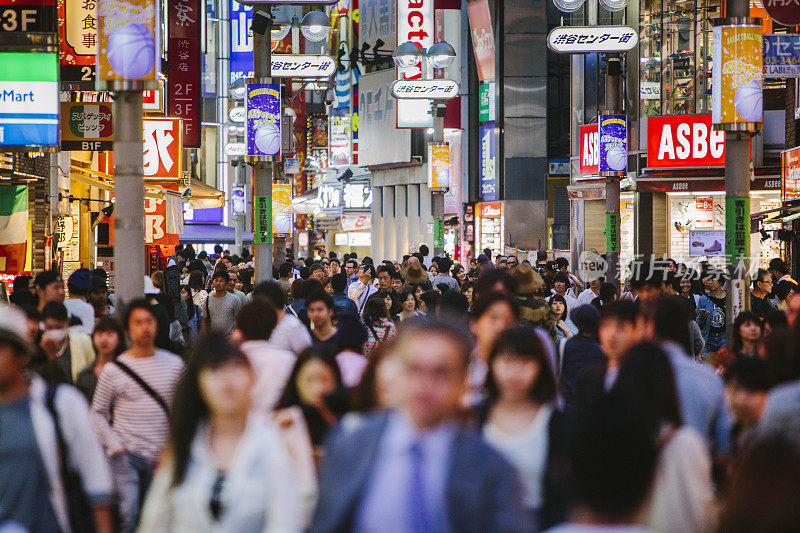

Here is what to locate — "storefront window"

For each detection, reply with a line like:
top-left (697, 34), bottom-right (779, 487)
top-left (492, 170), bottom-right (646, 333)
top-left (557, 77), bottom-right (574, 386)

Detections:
top-left (639, 0), bottom-right (719, 117)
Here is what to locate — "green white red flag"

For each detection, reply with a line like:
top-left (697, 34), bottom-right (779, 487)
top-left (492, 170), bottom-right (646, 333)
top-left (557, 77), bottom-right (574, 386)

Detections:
top-left (0, 185), bottom-right (28, 274)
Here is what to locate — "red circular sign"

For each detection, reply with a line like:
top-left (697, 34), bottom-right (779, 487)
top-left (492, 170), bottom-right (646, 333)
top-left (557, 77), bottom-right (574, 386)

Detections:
top-left (764, 3), bottom-right (800, 27)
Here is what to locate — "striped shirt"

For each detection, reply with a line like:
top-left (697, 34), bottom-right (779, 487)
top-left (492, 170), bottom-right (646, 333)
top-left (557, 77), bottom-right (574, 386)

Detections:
top-left (90, 350), bottom-right (184, 460)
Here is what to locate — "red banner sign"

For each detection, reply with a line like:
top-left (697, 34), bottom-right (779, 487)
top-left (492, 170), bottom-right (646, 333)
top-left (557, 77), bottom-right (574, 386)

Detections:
top-left (168, 0), bottom-right (200, 147)
top-left (783, 146), bottom-right (800, 201)
top-left (579, 124), bottom-right (599, 175)
top-left (647, 115), bottom-right (726, 168)
top-left (144, 185), bottom-right (179, 245)
top-left (478, 201), bottom-right (502, 218)
top-left (467, 0), bottom-right (495, 81)
top-left (143, 117), bottom-right (182, 180)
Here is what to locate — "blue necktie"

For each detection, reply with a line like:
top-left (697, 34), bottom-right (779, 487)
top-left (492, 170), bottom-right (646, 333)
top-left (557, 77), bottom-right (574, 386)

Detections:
top-left (408, 441), bottom-right (434, 533)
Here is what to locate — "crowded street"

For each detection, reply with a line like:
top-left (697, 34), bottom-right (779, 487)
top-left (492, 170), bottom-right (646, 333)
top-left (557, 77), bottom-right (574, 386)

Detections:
top-left (2, 0), bottom-right (800, 532)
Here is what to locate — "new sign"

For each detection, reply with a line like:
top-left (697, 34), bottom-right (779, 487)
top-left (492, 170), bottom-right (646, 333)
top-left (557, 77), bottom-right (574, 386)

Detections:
top-left (391, 79), bottom-right (458, 100)
top-left (547, 26), bottom-right (638, 54)
top-left (270, 55), bottom-right (337, 78)
top-left (579, 123), bottom-right (599, 175)
top-left (647, 115), bottom-right (725, 168)
top-left (0, 52), bottom-right (59, 148)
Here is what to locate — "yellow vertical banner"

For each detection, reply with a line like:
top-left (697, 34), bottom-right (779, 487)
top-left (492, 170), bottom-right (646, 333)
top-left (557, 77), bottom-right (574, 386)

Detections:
top-left (97, 0), bottom-right (159, 85)
top-left (427, 143), bottom-right (451, 190)
top-left (712, 23), bottom-right (763, 129)
top-left (272, 184), bottom-right (293, 237)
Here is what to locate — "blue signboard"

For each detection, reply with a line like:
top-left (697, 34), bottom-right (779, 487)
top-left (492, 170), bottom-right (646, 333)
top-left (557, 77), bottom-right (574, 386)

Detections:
top-left (230, 0), bottom-right (254, 84)
top-left (479, 122), bottom-right (497, 201)
top-left (598, 114), bottom-right (627, 174)
top-left (245, 83), bottom-right (281, 157)
top-left (763, 34), bottom-right (800, 78)
top-left (231, 184), bottom-right (246, 215)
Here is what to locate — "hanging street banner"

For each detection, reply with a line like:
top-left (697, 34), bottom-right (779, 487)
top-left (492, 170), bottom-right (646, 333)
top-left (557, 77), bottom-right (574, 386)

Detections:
top-left (0, 0), bottom-right (56, 33)
top-left (0, 52), bottom-right (59, 148)
top-left (547, 26), bottom-right (638, 54)
top-left (60, 102), bottom-right (113, 151)
top-left (763, 34), bottom-right (800, 79)
top-left (168, 0), bottom-right (201, 147)
top-left (428, 143), bottom-right (450, 190)
top-left (391, 79), bottom-right (459, 100)
top-left (143, 117), bottom-right (182, 180)
top-left (270, 55), bottom-right (337, 78)
top-left (598, 114), bottom-right (627, 175)
top-left (231, 184), bottom-right (246, 215)
top-left (272, 183), bottom-right (292, 237)
top-left (245, 83), bottom-right (281, 157)
top-left (712, 23), bottom-right (763, 129)
top-left (96, 0), bottom-right (159, 86)
top-left (59, 0), bottom-right (97, 84)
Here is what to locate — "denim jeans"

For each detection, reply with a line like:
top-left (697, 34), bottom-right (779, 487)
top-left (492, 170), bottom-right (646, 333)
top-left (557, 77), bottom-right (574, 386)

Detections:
top-left (111, 451), bottom-right (156, 533)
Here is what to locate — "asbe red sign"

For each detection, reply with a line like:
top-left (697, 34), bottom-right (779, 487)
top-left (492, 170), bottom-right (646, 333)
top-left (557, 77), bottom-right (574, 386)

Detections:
top-left (647, 115), bottom-right (725, 168)
top-left (579, 124), bottom-right (599, 174)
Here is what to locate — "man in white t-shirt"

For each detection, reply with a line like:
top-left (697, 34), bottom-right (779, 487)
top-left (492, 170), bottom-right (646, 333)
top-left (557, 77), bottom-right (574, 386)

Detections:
top-left (251, 280), bottom-right (312, 356)
top-left (577, 277), bottom-right (604, 306)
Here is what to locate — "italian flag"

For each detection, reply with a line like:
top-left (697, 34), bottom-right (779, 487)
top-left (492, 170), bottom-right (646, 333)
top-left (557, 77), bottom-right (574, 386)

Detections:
top-left (0, 185), bottom-right (28, 274)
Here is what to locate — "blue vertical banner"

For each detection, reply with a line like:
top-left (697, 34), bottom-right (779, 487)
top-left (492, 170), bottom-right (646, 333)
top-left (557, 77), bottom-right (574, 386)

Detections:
top-left (598, 114), bottom-right (627, 174)
top-left (246, 83), bottom-right (281, 157)
top-left (479, 122), bottom-right (497, 201)
top-left (230, 0), bottom-right (254, 84)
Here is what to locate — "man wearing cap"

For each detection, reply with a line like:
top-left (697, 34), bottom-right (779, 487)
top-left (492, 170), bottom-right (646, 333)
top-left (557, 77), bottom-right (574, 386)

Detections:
top-left (64, 268), bottom-right (96, 335)
top-left (0, 306), bottom-right (113, 533)
top-left (34, 270), bottom-right (65, 314)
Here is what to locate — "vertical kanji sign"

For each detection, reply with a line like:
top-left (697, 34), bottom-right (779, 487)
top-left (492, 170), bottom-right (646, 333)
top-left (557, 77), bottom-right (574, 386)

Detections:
top-left (143, 117), bottom-right (182, 179)
top-left (59, 0), bottom-right (97, 84)
top-left (168, 0), bottom-right (200, 147)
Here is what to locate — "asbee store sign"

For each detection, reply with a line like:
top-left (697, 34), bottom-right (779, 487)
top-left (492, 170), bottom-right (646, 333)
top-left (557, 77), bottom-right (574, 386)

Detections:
top-left (647, 115), bottom-right (725, 168)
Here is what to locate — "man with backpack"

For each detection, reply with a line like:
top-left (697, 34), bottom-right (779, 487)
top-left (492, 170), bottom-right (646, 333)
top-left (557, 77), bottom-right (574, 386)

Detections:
top-left (90, 300), bottom-right (184, 533)
top-left (0, 306), bottom-right (114, 533)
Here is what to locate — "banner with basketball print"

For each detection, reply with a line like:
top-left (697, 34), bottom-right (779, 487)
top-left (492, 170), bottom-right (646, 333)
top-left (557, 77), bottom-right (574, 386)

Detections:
top-left (272, 184), bottom-right (292, 237)
top-left (96, 0), bottom-right (160, 87)
top-left (712, 22), bottom-right (762, 131)
top-left (245, 83), bottom-right (281, 157)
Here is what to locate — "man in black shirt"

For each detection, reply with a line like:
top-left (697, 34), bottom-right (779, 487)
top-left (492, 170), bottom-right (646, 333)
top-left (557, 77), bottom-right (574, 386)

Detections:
top-left (751, 268), bottom-right (776, 319)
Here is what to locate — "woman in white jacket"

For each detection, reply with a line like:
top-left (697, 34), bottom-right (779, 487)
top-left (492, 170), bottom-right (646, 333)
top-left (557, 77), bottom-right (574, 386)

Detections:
top-left (138, 334), bottom-right (301, 532)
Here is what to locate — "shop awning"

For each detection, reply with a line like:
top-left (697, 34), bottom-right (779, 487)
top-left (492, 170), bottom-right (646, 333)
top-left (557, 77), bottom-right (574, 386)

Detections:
top-left (179, 223), bottom-right (253, 244)
top-left (292, 189), bottom-right (321, 214)
top-left (567, 180), bottom-right (605, 200)
top-left (186, 179), bottom-right (225, 209)
top-left (637, 167), bottom-right (782, 193)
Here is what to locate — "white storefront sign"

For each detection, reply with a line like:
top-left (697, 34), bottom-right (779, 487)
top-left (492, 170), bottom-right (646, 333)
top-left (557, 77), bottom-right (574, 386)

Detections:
top-left (391, 79), bottom-right (459, 99)
top-left (396, 0), bottom-right (434, 128)
top-left (547, 26), bottom-right (638, 54)
top-left (270, 55), bottom-right (337, 78)
top-left (359, 69), bottom-right (411, 166)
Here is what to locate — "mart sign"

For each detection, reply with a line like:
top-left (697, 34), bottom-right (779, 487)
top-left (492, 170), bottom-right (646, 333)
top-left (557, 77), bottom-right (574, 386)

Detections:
top-left (647, 115), bottom-right (725, 168)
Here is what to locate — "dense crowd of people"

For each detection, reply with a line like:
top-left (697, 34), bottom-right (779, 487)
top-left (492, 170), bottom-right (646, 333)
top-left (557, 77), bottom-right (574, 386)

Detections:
top-left (3, 242), bottom-right (800, 532)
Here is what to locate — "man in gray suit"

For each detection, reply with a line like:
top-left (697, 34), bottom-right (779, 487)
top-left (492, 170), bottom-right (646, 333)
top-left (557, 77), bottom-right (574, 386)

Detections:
top-left (311, 320), bottom-right (530, 533)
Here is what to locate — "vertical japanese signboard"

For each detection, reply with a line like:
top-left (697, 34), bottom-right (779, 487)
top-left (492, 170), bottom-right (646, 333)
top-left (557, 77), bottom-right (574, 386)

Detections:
top-left (168, 0), bottom-right (200, 147)
top-left (479, 122), bottom-right (496, 201)
top-left (97, 0), bottom-right (159, 85)
top-left (143, 117), bottom-right (182, 179)
top-left (59, 0), bottom-right (97, 84)
top-left (712, 23), bottom-right (762, 130)
top-left (144, 185), bottom-right (179, 245)
top-left (245, 83), bottom-right (281, 157)
top-left (272, 183), bottom-right (292, 237)
top-left (782, 146), bottom-right (800, 201)
top-left (598, 114), bottom-right (627, 175)
top-left (0, 52), bottom-right (59, 148)
top-left (467, 0), bottom-right (495, 81)
top-left (253, 195), bottom-right (272, 244)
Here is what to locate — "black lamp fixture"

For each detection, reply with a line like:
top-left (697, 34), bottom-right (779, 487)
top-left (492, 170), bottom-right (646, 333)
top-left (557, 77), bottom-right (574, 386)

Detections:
top-left (760, 227), bottom-right (771, 242)
top-left (338, 168), bottom-right (353, 182)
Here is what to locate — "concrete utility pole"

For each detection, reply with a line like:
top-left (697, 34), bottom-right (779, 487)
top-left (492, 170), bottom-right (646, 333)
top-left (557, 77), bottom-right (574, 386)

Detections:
top-left (112, 91), bottom-right (145, 304)
top-left (432, 102), bottom-right (446, 257)
top-left (724, 0), bottom-right (753, 343)
top-left (603, 55), bottom-right (622, 288)
top-left (251, 11), bottom-right (274, 282)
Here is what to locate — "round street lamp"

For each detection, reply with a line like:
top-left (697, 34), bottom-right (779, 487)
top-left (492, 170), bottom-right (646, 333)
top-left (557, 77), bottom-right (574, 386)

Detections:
top-left (599, 0), bottom-right (629, 12)
top-left (427, 41), bottom-right (456, 68)
top-left (271, 12), bottom-right (291, 41)
top-left (300, 10), bottom-right (330, 43)
top-left (229, 77), bottom-right (246, 100)
top-left (392, 41), bottom-right (423, 68)
top-left (553, 0), bottom-right (585, 13)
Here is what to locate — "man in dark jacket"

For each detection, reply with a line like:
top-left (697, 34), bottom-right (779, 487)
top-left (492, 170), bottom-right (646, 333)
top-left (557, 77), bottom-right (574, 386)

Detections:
top-left (558, 304), bottom-right (604, 411)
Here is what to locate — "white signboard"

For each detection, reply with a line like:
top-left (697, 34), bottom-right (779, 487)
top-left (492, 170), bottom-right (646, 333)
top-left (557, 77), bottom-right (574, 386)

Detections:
top-left (224, 142), bottom-right (246, 156)
top-left (640, 81), bottom-right (660, 100)
top-left (547, 26), bottom-right (638, 54)
top-left (270, 55), bottom-right (337, 78)
top-left (359, 69), bottom-right (411, 166)
top-left (228, 107), bottom-right (246, 123)
top-left (391, 79), bottom-right (459, 100)
top-left (360, 0), bottom-right (396, 52)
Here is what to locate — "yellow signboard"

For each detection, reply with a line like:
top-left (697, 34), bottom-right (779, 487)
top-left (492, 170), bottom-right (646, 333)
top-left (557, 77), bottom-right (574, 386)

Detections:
top-left (427, 143), bottom-right (451, 190)
top-left (712, 23), bottom-right (763, 130)
top-left (97, 0), bottom-right (159, 86)
top-left (272, 184), bottom-right (293, 237)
